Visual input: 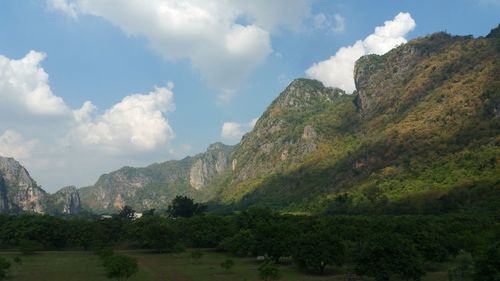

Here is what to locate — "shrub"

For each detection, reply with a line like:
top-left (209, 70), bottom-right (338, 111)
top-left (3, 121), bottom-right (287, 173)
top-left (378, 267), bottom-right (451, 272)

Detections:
top-left (0, 257), bottom-right (10, 280)
top-left (220, 259), bottom-right (234, 271)
top-left (102, 254), bottom-right (138, 280)
top-left (258, 259), bottom-right (280, 281)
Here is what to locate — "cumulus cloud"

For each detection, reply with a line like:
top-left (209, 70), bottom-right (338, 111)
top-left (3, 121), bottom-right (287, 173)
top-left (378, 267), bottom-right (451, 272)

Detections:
top-left (0, 51), bottom-right (70, 116)
top-left (221, 117), bottom-right (258, 143)
top-left (71, 86), bottom-right (175, 153)
top-left (48, 0), bottom-right (312, 99)
top-left (0, 51), bottom-right (177, 189)
top-left (306, 12), bottom-right (416, 93)
top-left (0, 130), bottom-right (38, 160)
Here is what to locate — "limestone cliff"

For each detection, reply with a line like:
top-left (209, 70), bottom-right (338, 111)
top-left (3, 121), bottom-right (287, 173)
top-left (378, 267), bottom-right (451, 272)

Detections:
top-left (79, 142), bottom-right (234, 212)
top-left (46, 186), bottom-right (82, 214)
top-left (0, 156), bottom-right (46, 213)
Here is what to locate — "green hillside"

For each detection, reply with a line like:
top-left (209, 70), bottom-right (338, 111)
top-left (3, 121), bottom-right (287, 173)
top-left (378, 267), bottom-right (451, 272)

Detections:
top-left (78, 26), bottom-right (499, 215)
top-left (210, 28), bottom-right (500, 214)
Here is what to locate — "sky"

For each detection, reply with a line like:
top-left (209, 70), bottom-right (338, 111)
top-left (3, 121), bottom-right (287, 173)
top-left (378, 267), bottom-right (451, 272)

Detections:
top-left (0, 0), bottom-right (498, 192)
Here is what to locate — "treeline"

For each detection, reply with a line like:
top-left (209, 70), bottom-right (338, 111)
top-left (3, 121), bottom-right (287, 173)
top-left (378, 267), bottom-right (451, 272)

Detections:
top-left (0, 202), bottom-right (499, 280)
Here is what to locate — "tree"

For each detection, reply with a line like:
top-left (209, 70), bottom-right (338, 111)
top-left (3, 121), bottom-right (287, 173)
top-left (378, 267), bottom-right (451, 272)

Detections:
top-left (253, 219), bottom-right (296, 263)
top-left (0, 257), bottom-right (10, 280)
top-left (118, 206), bottom-right (136, 220)
top-left (292, 230), bottom-right (345, 273)
top-left (102, 255), bottom-right (138, 281)
top-left (221, 229), bottom-right (256, 256)
top-left (474, 243), bottom-right (500, 281)
top-left (167, 196), bottom-right (206, 218)
top-left (135, 217), bottom-right (178, 253)
top-left (354, 233), bottom-right (424, 281)
top-left (220, 259), bottom-right (234, 271)
top-left (258, 259), bottom-right (280, 281)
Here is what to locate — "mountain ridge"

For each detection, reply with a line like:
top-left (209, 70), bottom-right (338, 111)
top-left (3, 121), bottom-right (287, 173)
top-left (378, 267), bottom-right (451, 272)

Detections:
top-left (0, 156), bottom-right (81, 214)
top-left (73, 26), bottom-right (500, 213)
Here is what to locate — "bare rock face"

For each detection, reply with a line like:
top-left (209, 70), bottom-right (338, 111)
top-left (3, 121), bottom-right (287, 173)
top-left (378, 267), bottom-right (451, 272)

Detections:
top-left (0, 156), bottom-right (46, 213)
top-left (228, 79), bottom-right (342, 183)
top-left (189, 142), bottom-right (232, 190)
top-left (48, 186), bottom-right (81, 214)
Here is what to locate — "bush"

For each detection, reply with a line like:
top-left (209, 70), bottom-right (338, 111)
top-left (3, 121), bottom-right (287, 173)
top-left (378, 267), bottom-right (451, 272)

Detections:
top-left (220, 259), bottom-right (234, 271)
top-left (258, 259), bottom-right (280, 281)
top-left (0, 257), bottom-right (10, 280)
top-left (102, 254), bottom-right (138, 280)
top-left (191, 249), bottom-right (204, 260)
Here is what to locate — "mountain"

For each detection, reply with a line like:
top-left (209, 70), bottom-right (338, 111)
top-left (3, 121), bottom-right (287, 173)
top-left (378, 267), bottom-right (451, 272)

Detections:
top-left (0, 156), bottom-right (46, 213)
top-left (212, 28), bottom-right (500, 213)
top-left (79, 26), bottom-right (500, 214)
top-left (0, 156), bottom-right (82, 214)
top-left (78, 142), bottom-right (234, 212)
top-left (45, 186), bottom-right (82, 215)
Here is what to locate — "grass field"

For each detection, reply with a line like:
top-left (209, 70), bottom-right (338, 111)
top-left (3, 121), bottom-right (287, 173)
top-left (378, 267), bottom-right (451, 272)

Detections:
top-left (0, 250), bottom-right (468, 281)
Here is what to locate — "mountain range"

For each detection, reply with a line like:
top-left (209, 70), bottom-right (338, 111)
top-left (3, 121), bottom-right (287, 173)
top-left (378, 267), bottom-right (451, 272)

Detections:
top-left (1, 25), bottom-right (498, 215)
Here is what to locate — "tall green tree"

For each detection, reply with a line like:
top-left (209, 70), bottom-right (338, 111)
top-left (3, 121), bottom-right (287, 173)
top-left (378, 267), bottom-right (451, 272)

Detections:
top-left (167, 196), bottom-right (206, 218)
top-left (292, 229), bottom-right (345, 273)
top-left (118, 206), bottom-right (136, 221)
top-left (355, 233), bottom-right (424, 281)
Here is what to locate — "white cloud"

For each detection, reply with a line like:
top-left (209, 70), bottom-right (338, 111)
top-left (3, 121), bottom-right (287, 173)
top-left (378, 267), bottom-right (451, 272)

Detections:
top-left (47, 0), bottom-right (78, 18)
top-left (306, 12), bottom-right (416, 93)
top-left (71, 86), bottom-right (175, 153)
top-left (0, 51), bottom-right (70, 116)
top-left (48, 0), bottom-right (312, 99)
top-left (221, 117), bottom-right (258, 143)
top-left (332, 14), bottom-right (346, 33)
top-left (0, 51), bottom-right (178, 190)
top-left (313, 13), bottom-right (328, 29)
top-left (0, 130), bottom-right (38, 160)
top-left (221, 122), bottom-right (244, 143)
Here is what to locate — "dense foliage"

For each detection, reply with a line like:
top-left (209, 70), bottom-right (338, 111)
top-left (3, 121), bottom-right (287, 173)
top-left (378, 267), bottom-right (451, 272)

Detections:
top-left (0, 205), bottom-right (499, 280)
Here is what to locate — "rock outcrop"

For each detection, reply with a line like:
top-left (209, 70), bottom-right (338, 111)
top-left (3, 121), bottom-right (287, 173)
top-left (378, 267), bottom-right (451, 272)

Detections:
top-left (79, 142), bottom-right (233, 212)
top-left (0, 156), bottom-right (46, 213)
top-left (47, 186), bottom-right (81, 214)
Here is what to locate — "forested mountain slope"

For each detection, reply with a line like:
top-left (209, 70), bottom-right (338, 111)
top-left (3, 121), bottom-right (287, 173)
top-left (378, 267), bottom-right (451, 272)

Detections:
top-left (80, 26), bottom-right (500, 214)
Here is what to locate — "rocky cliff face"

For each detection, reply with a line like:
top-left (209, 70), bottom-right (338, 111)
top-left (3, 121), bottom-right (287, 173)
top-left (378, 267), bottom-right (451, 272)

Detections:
top-left (189, 143), bottom-right (231, 189)
top-left (0, 156), bottom-right (46, 213)
top-left (47, 186), bottom-right (81, 214)
top-left (225, 79), bottom-right (344, 186)
top-left (0, 156), bottom-right (84, 214)
top-left (79, 142), bottom-right (234, 212)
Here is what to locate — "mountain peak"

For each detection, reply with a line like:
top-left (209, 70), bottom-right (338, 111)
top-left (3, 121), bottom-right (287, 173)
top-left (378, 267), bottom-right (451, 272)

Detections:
top-left (271, 78), bottom-right (345, 111)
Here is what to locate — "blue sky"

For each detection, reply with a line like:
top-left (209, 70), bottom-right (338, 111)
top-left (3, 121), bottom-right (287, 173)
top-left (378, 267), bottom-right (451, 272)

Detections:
top-left (0, 0), bottom-right (498, 191)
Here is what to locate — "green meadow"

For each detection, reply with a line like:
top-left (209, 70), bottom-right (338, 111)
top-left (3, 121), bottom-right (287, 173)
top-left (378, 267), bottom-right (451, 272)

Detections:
top-left (0, 250), bottom-right (468, 281)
